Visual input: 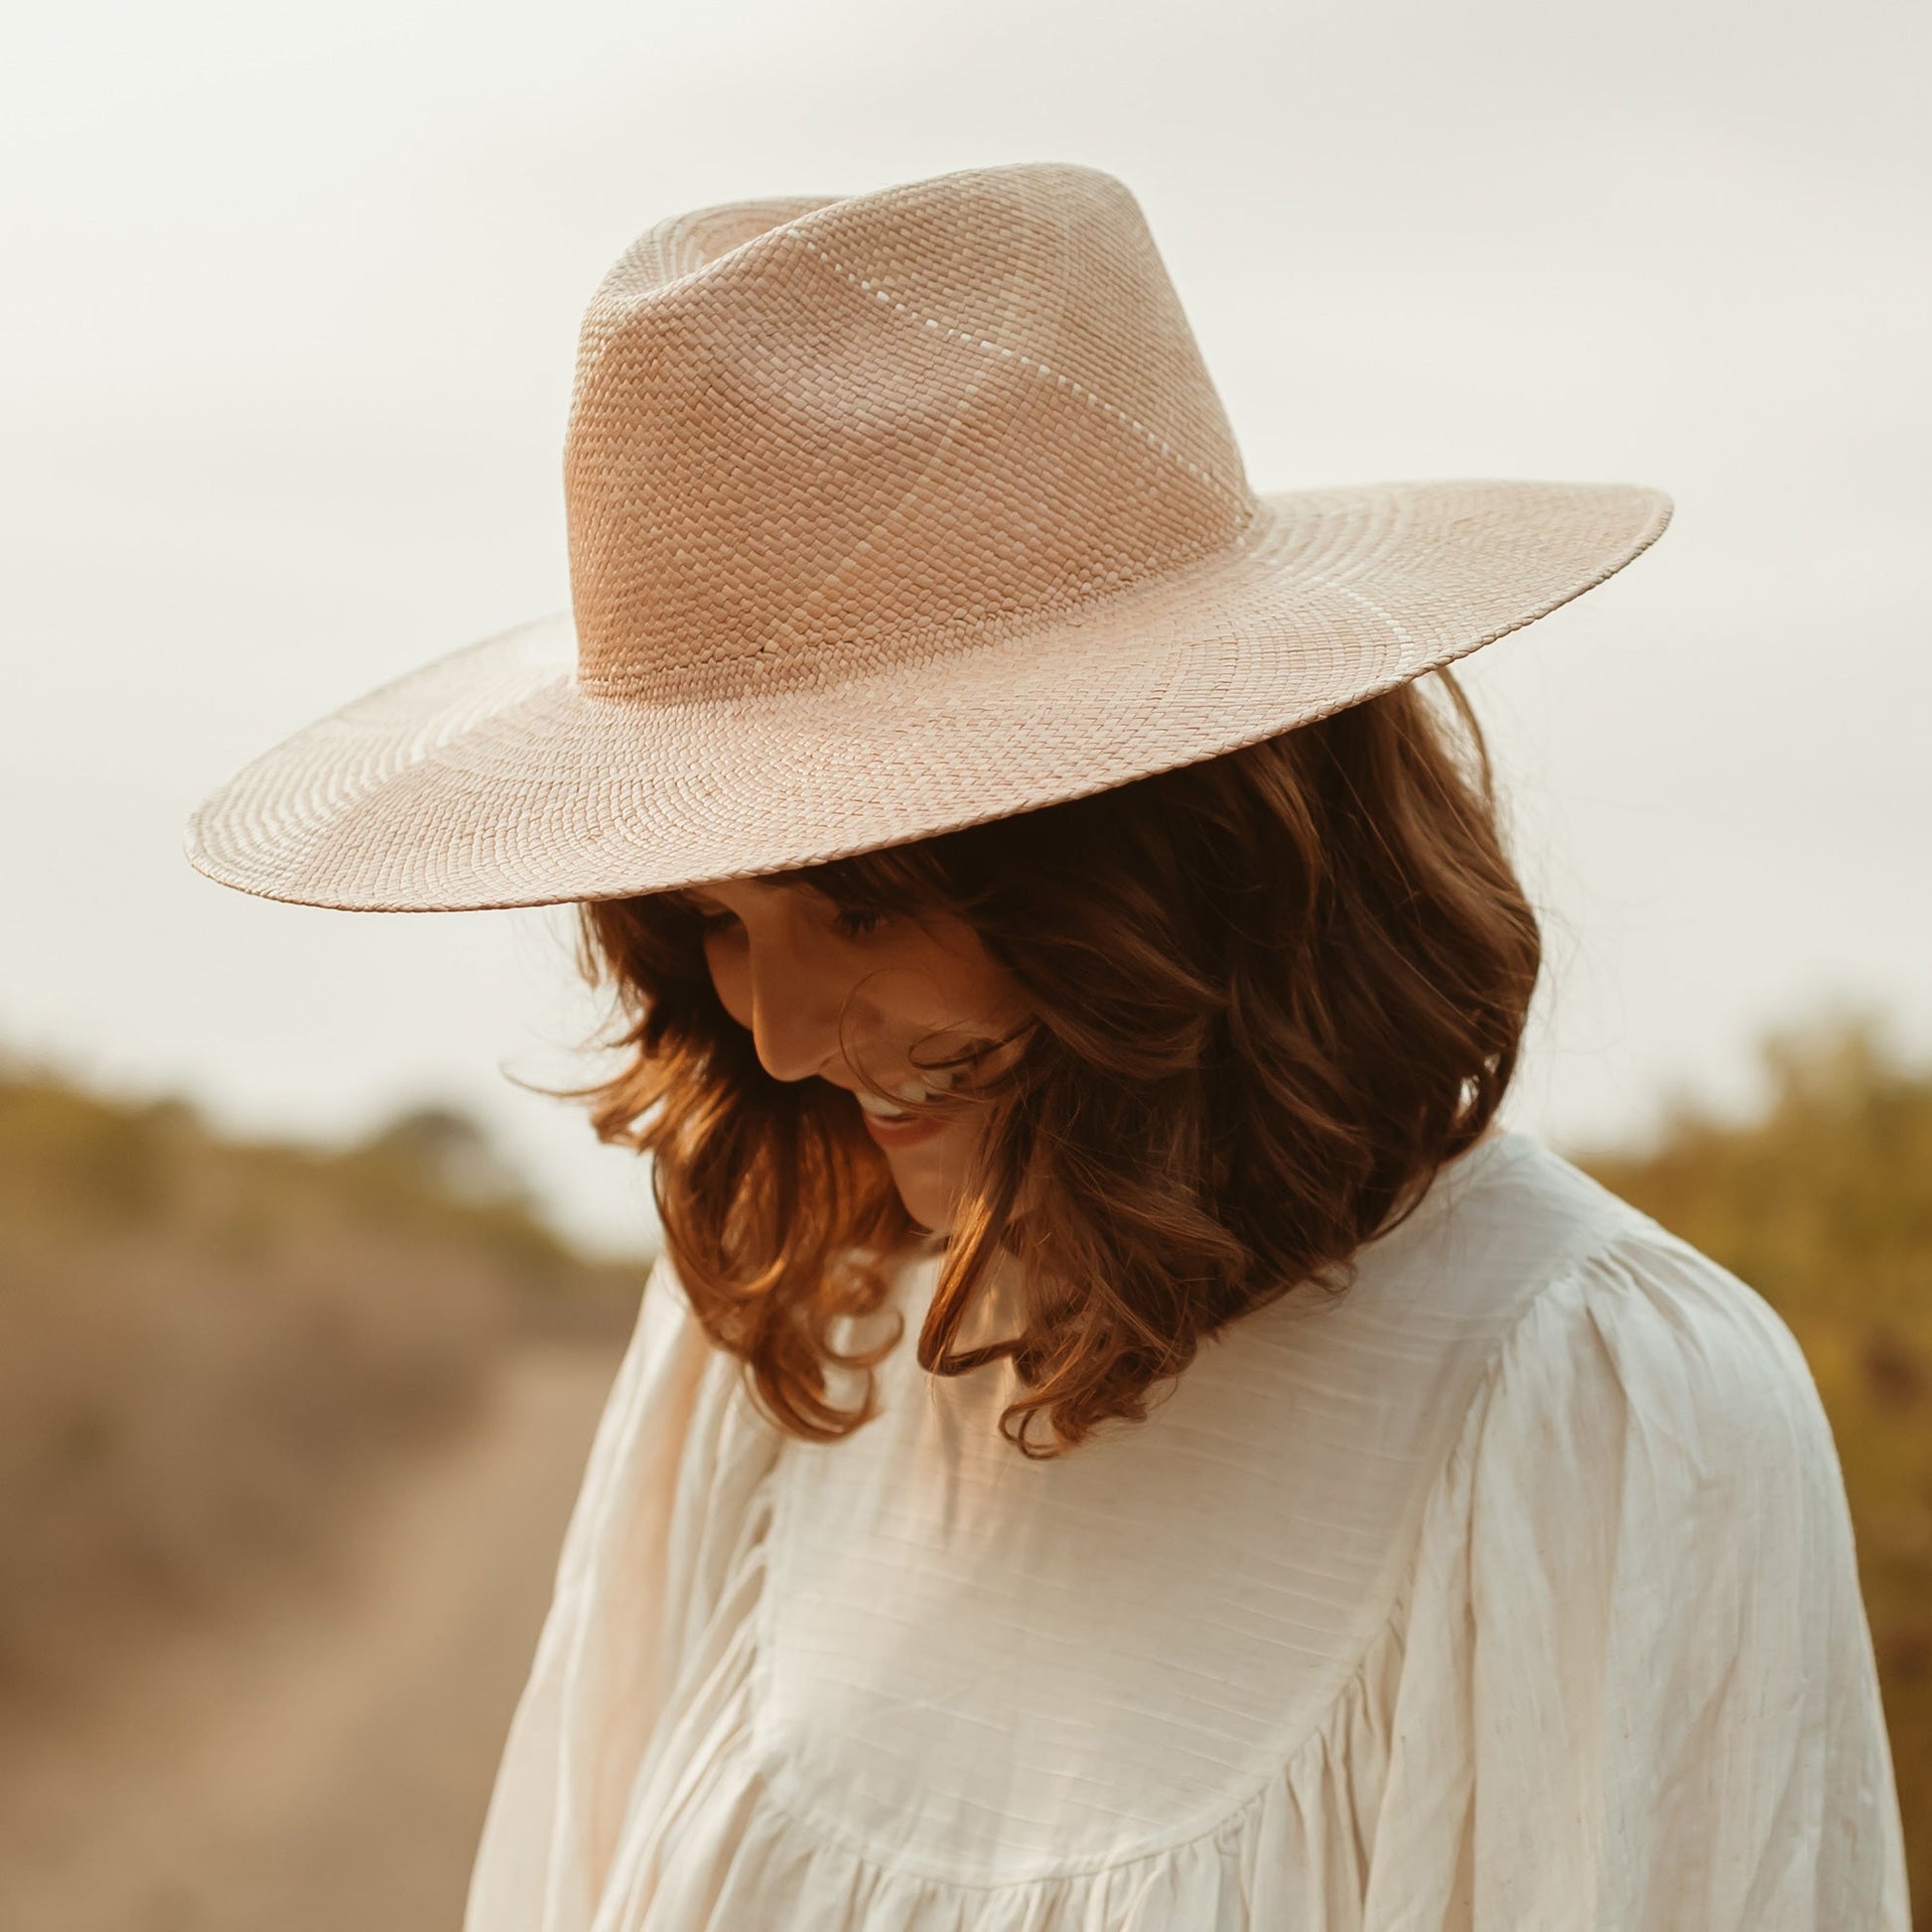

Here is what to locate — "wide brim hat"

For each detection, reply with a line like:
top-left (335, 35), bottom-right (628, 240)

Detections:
top-left (186, 162), bottom-right (1672, 913)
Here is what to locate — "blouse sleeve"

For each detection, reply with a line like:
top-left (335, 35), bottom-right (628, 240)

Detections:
top-left (1363, 1226), bottom-right (1911, 1931)
top-left (464, 1251), bottom-right (776, 1932)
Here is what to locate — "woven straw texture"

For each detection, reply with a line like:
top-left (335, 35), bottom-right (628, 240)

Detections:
top-left (186, 162), bottom-right (1672, 912)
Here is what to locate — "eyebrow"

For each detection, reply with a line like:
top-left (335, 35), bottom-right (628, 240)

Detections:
top-left (654, 886), bottom-right (716, 915)
top-left (665, 882), bottom-right (774, 914)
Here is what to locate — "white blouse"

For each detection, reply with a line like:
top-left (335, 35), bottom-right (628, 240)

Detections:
top-left (464, 1127), bottom-right (1909, 1929)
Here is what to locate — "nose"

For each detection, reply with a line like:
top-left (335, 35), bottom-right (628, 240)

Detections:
top-left (744, 936), bottom-right (849, 1086)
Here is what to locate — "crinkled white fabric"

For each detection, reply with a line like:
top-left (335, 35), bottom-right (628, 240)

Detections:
top-left (465, 1130), bottom-right (1909, 1930)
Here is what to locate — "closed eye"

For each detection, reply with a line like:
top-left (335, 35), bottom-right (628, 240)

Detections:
top-left (687, 899), bottom-right (887, 940)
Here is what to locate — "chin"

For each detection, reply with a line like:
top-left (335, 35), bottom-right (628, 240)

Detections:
top-left (893, 1179), bottom-right (956, 1237)
top-left (868, 1114), bottom-right (979, 1237)
top-left (884, 1152), bottom-right (966, 1239)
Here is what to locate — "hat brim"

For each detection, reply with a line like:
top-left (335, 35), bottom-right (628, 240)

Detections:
top-left (185, 479), bottom-right (1670, 912)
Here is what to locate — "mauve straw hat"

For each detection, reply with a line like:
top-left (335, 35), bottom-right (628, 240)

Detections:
top-left (186, 161), bottom-right (1672, 912)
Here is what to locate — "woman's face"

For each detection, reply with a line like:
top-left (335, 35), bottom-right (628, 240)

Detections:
top-left (683, 878), bottom-right (1035, 1235)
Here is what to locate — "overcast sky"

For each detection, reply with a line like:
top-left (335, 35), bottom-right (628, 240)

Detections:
top-left (3, 0), bottom-right (1927, 1253)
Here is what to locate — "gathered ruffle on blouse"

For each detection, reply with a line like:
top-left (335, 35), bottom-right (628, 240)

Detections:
top-left (466, 1134), bottom-right (1909, 1931)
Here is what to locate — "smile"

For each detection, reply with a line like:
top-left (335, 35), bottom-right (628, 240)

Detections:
top-left (850, 1067), bottom-right (959, 1121)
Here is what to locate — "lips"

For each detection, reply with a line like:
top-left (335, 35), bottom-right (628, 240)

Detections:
top-left (860, 1106), bottom-right (947, 1149)
top-left (854, 1089), bottom-right (922, 1122)
top-left (850, 1066), bottom-right (959, 1123)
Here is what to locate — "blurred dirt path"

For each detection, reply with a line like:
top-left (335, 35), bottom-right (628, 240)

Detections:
top-left (0, 1339), bottom-right (621, 1932)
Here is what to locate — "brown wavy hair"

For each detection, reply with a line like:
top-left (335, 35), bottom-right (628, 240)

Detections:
top-left (575, 668), bottom-right (1541, 1458)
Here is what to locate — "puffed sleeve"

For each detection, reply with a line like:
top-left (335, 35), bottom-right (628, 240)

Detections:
top-left (1362, 1225), bottom-right (1911, 1930)
top-left (464, 1252), bottom-right (778, 1932)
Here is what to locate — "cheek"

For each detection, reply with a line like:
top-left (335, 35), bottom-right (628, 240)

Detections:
top-left (927, 950), bottom-right (1035, 1042)
top-left (904, 933), bottom-right (1031, 1038)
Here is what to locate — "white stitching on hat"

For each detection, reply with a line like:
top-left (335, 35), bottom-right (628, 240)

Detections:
top-left (1318, 579), bottom-right (1414, 647)
top-left (781, 229), bottom-right (1250, 513)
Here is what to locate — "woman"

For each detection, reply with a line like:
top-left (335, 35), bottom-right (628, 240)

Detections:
top-left (188, 163), bottom-right (1908, 1927)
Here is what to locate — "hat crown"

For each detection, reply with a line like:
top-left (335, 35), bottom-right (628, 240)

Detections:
top-left (563, 163), bottom-right (1255, 704)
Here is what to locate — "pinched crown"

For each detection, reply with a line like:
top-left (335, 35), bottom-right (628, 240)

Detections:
top-left (563, 163), bottom-right (1255, 704)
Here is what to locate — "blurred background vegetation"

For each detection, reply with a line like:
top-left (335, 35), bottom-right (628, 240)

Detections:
top-left (0, 1071), bottom-right (638, 1708)
top-left (0, 1065), bottom-right (643, 1932)
top-left (0, 1003), bottom-right (1924, 1923)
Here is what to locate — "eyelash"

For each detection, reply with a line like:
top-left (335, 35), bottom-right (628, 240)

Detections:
top-left (693, 905), bottom-right (885, 939)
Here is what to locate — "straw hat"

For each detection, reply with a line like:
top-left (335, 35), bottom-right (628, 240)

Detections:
top-left (186, 161), bottom-right (1672, 913)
